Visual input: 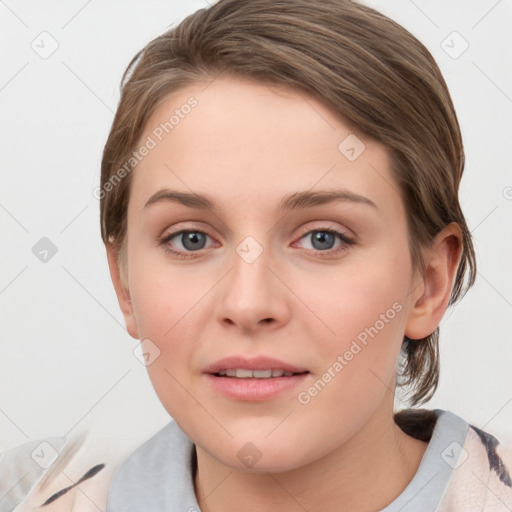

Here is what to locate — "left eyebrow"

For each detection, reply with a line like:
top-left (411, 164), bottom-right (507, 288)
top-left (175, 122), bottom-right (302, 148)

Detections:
top-left (279, 189), bottom-right (377, 212)
top-left (144, 188), bottom-right (378, 212)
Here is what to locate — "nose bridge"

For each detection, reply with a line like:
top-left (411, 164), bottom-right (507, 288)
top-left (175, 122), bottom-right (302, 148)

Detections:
top-left (230, 233), bottom-right (274, 302)
top-left (216, 232), bottom-right (288, 329)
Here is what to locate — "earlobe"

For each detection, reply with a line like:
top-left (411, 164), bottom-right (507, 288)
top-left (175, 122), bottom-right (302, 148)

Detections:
top-left (405, 223), bottom-right (463, 340)
top-left (106, 242), bottom-right (140, 340)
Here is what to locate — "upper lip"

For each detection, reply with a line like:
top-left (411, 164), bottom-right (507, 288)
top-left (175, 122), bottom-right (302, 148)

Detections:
top-left (202, 356), bottom-right (309, 374)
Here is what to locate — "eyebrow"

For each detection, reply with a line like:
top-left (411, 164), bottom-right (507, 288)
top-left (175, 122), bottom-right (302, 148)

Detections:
top-left (143, 188), bottom-right (377, 212)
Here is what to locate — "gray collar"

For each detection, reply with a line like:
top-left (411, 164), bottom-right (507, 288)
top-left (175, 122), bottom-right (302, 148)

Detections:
top-left (107, 419), bottom-right (199, 511)
top-left (107, 409), bottom-right (468, 511)
top-left (380, 409), bottom-right (468, 511)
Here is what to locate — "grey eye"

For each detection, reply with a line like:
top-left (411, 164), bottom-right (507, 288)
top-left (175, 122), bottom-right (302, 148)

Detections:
top-left (176, 231), bottom-right (209, 251)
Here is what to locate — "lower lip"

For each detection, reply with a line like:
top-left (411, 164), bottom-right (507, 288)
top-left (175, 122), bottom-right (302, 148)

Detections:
top-left (204, 373), bottom-right (309, 401)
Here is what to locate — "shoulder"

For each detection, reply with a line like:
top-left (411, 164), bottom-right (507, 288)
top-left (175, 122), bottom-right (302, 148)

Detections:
top-left (0, 422), bottom-right (157, 512)
top-left (437, 412), bottom-right (512, 511)
top-left (465, 423), bottom-right (512, 510)
top-left (394, 408), bottom-right (512, 510)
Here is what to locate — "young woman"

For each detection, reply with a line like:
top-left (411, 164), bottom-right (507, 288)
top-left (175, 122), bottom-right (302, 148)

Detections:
top-left (2, 1), bottom-right (511, 510)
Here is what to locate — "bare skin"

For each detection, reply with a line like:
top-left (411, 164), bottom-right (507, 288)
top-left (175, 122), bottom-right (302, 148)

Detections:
top-left (107, 75), bottom-right (461, 511)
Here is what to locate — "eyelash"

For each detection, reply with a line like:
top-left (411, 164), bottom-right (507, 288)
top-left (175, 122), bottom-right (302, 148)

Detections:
top-left (158, 226), bottom-right (355, 260)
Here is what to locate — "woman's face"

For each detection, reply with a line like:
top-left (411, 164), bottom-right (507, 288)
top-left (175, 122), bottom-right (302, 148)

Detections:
top-left (118, 75), bottom-right (424, 472)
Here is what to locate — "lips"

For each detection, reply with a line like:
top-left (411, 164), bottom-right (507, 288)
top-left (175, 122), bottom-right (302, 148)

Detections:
top-left (202, 356), bottom-right (309, 376)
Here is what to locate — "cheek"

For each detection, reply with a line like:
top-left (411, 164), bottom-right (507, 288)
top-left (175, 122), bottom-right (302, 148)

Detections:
top-left (129, 266), bottom-right (204, 418)
top-left (128, 240), bottom-right (205, 337)
top-left (294, 247), bottom-right (412, 401)
top-left (305, 245), bottom-right (411, 343)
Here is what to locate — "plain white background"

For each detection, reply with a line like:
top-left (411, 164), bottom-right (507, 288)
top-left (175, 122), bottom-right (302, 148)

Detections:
top-left (1, 0), bottom-right (511, 453)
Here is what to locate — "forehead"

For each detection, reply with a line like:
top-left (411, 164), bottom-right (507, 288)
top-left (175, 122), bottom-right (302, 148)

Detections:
top-left (129, 76), bottom-right (403, 220)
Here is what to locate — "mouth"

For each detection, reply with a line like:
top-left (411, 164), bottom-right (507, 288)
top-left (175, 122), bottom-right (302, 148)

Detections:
top-left (202, 356), bottom-right (310, 400)
top-left (205, 370), bottom-right (310, 401)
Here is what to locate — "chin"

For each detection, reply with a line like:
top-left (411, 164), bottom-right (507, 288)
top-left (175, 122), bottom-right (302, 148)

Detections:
top-left (202, 434), bottom-right (318, 474)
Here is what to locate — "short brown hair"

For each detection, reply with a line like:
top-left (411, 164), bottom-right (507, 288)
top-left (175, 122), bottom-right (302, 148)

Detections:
top-left (100, 0), bottom-right (476, 407)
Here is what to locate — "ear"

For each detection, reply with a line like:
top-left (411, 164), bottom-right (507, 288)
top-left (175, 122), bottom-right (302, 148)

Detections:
top-left (405, 223), bottom-right (463, 340)
top-left (106, 242), bottom-right (140, 340)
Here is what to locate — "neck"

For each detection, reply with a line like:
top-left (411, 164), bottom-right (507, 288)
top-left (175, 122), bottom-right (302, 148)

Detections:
top-left (193, 406), bottom-right (429, 512)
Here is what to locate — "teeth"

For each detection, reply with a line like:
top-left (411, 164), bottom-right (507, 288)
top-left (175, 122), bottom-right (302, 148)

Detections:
top-left (216, 368), bottom-right (297, 378)
top-left (253, 369), bottom-right (272, 378)
top-left (236, 368), bottom-right (253, 378)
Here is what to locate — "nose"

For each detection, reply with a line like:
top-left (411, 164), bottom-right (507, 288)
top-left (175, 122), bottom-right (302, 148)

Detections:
top-left (215, 238), bottom-right (291, 334)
